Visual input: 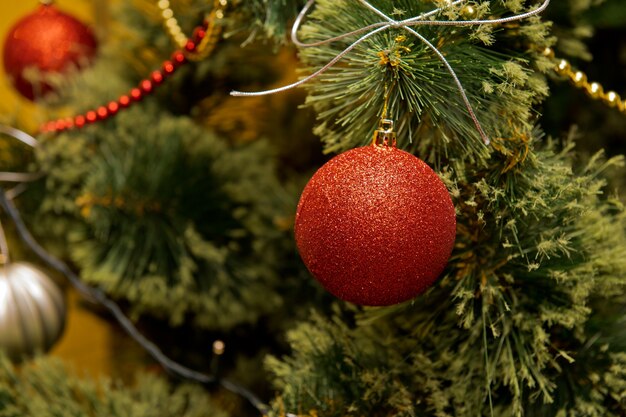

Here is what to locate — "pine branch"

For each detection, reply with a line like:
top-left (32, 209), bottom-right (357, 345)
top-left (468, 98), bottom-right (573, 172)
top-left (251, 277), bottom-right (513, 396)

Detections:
top-left (34, 104), bottom-right (302, 329)
top-left (0, 355), bottom-right (230, 417)
top-left (292, 0), bottom-right (552, 164)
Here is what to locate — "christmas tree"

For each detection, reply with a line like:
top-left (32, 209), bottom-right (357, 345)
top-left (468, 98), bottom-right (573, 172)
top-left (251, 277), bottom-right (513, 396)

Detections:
top-left (0, 0), bottom-right (625, 416)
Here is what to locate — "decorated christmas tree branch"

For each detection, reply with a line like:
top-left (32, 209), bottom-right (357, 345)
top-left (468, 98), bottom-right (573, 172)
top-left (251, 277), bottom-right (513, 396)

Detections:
top-left (266, 140), bottom-right (626, 416)
top-left (2, 1), bottom-right (624, 417)
top-left (227, 0), bottom-right (554, 309)
top-left (232, 0), bottom-right (551, 147)
top-left (229, 0), bottom-right (552, 164)
top-left (0, 187), bottom-right (269, 415)
top-left (38, 0), bottom-right (227, 134)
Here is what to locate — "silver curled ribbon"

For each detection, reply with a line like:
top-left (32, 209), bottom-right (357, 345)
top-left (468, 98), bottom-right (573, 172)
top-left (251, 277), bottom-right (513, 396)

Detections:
top-left (232, 0), bottom-right (552, 145)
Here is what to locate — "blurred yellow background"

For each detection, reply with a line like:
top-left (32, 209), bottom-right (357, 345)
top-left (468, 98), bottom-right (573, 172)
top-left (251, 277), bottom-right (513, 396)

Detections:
top-left (1, 1), bottom-right (123, 379)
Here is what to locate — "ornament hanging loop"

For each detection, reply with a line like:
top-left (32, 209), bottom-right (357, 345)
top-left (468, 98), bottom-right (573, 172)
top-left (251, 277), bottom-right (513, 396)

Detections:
top-left (372, 118), bottom-right (397, 147)
top-left (373, 81), bottom-right (396, 147)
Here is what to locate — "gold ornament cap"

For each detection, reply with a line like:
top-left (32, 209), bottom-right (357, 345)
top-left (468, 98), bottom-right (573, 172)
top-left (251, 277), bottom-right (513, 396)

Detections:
top-left (372, 118), bottom-right (397, 147)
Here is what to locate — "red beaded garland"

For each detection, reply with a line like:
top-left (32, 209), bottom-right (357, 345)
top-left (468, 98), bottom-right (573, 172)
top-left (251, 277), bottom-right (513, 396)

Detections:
top-left (107, 101), bottom-right (119, 114)
top-left (130, 88), bottom-right (143, 101)
top-left (162, 61), bottom-right (175, 76)
top-left (140, 80), bottom-right (153, 94)
top-left (54, 120), bottom-right (66, 131)
top-left (185, 40), bottom-right (197, 52)
top-left (172, 51), bottom-right (186, 66)
top-left (193, 28), bottom-right (206, 41)
top-left (38, 20), bottom-right (208, 133)
top-left (151, 70), bottom-right (164, 85)
top-left (118, 95), bottom-right (131, 108)
top-left (294, 144), bottom-right (457, 306)
top-left (74, 115), bottom-right (86, 128)
top-left (96, 106), bottom-right (108, 119)
top-left (85, 111), bottom-right (97, 123)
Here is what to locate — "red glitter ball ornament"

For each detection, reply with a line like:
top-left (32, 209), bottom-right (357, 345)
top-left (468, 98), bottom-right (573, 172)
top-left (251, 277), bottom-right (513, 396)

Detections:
top-left (3, 4), bottom-right (97, 100)
top-left (294, 144), bottom-right (456, 306)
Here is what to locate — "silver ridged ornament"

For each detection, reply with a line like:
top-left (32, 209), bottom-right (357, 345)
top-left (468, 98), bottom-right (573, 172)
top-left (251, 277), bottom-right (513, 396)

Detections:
top-left (0, 262), bottom-right (66, 361)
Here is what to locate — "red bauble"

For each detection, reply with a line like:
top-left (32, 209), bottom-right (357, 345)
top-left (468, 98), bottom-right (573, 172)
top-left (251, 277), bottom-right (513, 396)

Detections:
top-left (3, 4), bottom-right (97, 100)
top-left (295, 144), bottom-right (456, 306)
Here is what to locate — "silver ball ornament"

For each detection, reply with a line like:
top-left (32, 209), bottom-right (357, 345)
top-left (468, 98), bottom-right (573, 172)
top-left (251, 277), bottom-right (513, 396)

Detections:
top-left (0, 262), bottom-right (66, 361)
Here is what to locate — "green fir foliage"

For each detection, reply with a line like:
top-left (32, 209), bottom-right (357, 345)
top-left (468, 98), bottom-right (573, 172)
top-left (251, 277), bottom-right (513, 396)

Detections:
top-left (545, 0), bottom-right (595, 60)
top-left (235, 0), bottom-right (305, 41)
top-left (0, 355), bottom-right (228, 417)
top-left (36, 104), bottom-right (294, 329)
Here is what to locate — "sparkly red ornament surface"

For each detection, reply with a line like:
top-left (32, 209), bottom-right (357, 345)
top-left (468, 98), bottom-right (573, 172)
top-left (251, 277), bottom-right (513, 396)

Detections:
top-left (3, 4), bottom-right (97, 100)
top-left (294, 144), bottom-right (456, 306)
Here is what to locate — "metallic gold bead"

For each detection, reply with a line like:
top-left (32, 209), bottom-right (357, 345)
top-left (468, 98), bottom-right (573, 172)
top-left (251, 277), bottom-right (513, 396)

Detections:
top-left (216, 9), bottom-right (224, 19)
top-left (555, 59), bottom-right (570, 75)
top-left (461, 4), bottom-right (477, 19)
top-left (166, 17), bottom-right (177, 28)
top-left (157, 0), bottom-right (170, 10)
top-left (541, 47), bottom-right (554, 58)
top-left (161, 8), bottom-right (174, 19)
top-left (586, 82), bottom-right (604, 99)
top-left (606, 91), bottom-right (620, 108)
top-left (212, 340), bottom-right (225, 355)
top-left (219, 0), bottom-right (227, 6)
top-left (571, 71), bottom-right (587, 87)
